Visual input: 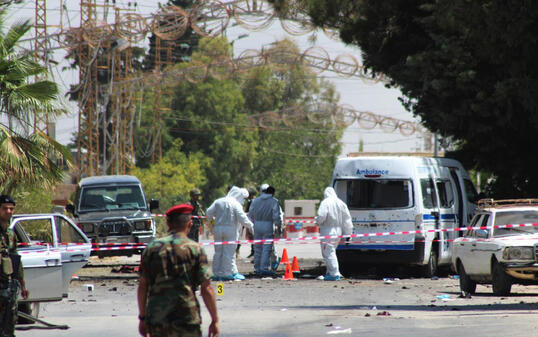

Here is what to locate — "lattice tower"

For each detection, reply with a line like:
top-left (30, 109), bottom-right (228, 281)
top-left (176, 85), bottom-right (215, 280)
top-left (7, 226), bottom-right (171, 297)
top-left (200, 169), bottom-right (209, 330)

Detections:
top-left (107, 7), bottom-right (137, 174)
top-left (33, 0), bottom-right (50, 135)
top-left (151, 35), bottom-right (174, 164)
top-left (77, 0), bottom-right (102, 178)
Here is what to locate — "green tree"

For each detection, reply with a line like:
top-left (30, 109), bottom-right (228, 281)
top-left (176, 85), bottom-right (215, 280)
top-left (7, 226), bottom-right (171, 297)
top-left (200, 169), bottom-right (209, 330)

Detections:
top-left (0, 11), bottom-right (71, 194)
top-left (132, 138), bottom-right (210, 212)
top-left (135, 36), bottom-right (343, 205)
top-left (167, 37), bottom-right (256, 202)
top-left (271, 0), bottom-right (538, 197)
top-left (243, 40), bottom-right (343, 201)
top-left (12, 187), bottom-right (55, 214)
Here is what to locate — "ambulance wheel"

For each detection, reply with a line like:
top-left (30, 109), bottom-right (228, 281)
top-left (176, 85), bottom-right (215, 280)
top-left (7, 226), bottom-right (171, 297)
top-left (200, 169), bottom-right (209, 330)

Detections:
top-left (336, 251), bottom-right (353, 277)
top-left (422, 249), bottom-right (438, 278)
top-left (17, 302), bottom-right (40, 324)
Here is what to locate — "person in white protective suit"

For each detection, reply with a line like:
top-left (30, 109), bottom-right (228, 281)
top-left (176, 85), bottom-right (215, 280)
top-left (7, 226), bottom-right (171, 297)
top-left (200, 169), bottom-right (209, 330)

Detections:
top-left (248, 185), bottom-right (282, 276)
top-left (316, 187), bottom-right (353, 281)
top-left (206, 186), bottom-right (253, 281)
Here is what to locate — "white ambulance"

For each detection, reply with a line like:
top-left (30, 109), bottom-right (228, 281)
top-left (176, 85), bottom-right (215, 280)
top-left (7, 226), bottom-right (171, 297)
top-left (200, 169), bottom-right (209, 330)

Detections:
top-left (331, 155), bottom-right (479, 276)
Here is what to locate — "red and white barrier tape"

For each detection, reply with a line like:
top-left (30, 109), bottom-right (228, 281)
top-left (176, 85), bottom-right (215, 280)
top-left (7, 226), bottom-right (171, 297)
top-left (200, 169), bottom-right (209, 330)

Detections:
top-left (151, 214), bottom-right (316, 223)
top-left (106, 222), bottom-right (538, 248)
top-left (201, 223), bottom-right (538, 246)
top-left (18, 242), bottom-right (147, 247)
top-left (285, 220), bottom-right (317, 224)
top-left (17, 223), bottom-right (538, 252)
top-left (91, 245), bottom-right (145, 251)
top-left (18, 247), bottom-right (91, 254)
top-left (152, 214), bottom-right (207, 218)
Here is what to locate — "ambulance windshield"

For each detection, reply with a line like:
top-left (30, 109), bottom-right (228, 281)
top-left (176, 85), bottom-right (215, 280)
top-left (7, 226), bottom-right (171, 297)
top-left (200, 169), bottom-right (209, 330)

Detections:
top-left (340, 179), bottom-right (413, 209)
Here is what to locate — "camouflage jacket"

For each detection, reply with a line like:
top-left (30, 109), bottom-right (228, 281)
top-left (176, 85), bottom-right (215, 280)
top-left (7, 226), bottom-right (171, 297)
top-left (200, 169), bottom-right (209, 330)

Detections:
top-left (189, 200), bottom-right (205, 227)
top-left (1, 226), bottom-right (23, 282)
top-left (139, 232), bottom-right (211, 326)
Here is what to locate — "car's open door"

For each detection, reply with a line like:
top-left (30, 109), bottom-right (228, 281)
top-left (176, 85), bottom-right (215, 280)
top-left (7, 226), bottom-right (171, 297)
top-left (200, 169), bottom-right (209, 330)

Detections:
top-left (52, 214), bottom-right (92, 296)
top-left (11, 214), bottom-right (91, 298)
top-left (10, 222), bottom-right (63, 302)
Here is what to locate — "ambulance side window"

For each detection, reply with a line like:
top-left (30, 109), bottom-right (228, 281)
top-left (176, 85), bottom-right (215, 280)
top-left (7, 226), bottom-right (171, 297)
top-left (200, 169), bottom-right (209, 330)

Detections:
top-left (421, 179), bottom-right (438, 209)
top-left (436, 180), bottom-right (454, 208)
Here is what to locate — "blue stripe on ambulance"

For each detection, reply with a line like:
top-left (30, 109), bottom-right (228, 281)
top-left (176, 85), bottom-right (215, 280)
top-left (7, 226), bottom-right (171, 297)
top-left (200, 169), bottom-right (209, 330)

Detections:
top-left (352, 219), bottom-right (413, 223)
top-left (339, 214), bottom-right (457, 251)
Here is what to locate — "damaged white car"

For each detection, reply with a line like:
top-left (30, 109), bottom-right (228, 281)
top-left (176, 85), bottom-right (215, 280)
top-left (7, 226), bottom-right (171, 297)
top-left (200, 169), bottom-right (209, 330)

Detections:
top-left (452, 199), bottom-right (538, 295)
top-left (10, 213), bottom-right (92, 320)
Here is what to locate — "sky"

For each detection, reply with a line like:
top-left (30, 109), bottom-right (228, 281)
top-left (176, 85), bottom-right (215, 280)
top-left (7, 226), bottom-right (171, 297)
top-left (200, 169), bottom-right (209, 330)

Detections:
top-left (5, 0), bottom-right (427, 157)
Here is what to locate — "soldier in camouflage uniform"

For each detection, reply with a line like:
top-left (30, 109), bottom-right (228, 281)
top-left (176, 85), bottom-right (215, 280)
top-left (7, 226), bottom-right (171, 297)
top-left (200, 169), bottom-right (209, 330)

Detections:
top-left (137, 203), bottom-right (219, 337)
top-left (0, 195), bottom-right (28, 337)
top-left (188, 189), bottom-right (204, 242)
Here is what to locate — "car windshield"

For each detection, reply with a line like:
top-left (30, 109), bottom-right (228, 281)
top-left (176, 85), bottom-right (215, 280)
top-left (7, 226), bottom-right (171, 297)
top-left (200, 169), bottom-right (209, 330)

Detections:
top-left (339, 179), bottom-right (413, 209)
top-left (79, 185), bottom-right (146, 212)
top-left (493, 210), bottom-right (538, 236)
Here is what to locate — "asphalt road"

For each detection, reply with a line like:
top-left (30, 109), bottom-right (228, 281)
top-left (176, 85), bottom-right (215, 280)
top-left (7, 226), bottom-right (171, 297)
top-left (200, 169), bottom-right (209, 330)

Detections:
top-left (17, 243), bottom-right (538, 337)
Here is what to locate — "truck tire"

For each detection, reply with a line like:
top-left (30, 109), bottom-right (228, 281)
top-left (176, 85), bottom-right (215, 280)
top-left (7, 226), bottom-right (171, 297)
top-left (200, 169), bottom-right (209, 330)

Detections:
top-left (457, 261), bottom-right (476, 295)
top-left (492, 260), bottom-right (512, 296)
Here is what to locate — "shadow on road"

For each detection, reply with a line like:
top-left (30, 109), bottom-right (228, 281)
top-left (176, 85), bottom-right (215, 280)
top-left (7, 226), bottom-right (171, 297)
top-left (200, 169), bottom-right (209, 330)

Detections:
top-left (283, 301), bottom-right (538, 312)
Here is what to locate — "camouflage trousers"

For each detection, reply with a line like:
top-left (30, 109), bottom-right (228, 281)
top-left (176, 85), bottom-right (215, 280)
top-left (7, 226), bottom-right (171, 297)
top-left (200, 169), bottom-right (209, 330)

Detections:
top-left (187, 223), bottom-right (201, 242)
top-left (148, 323), bottom-right (201, 337)
top-left (0, 280), bottom-right (18, 337)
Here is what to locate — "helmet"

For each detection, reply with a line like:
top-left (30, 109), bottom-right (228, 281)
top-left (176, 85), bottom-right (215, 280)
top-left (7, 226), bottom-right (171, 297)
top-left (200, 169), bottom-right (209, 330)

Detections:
top-left (247, 187), bottom-right (257, 197)
top-left (189, 188), bottom-right (201, 197)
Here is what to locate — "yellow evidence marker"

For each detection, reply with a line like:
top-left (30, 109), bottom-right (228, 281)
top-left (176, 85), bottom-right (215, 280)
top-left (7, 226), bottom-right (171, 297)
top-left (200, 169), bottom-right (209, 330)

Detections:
top-left (216, 282), bottom-right (224, 296)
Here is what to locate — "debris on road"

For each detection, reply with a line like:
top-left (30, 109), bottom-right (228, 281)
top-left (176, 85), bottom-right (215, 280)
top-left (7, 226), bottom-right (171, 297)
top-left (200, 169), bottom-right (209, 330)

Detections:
top-left (376, 311), bottom-right (391, 316)
top-left (82, 284), bottom-right (94, 291)
top-left (111, 265), bottom-right (139, 273)
top-left (327, 328), bottom-right (352, 334)
top-left (436, 294), bottom-right (452, 301)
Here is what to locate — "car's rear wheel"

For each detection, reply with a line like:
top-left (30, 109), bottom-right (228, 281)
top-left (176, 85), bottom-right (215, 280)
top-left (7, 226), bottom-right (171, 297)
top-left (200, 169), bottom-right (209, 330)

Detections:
top-left (492, 260), bottom-right (512, 296)
top-left (457, 261), bottom-right (476, 294)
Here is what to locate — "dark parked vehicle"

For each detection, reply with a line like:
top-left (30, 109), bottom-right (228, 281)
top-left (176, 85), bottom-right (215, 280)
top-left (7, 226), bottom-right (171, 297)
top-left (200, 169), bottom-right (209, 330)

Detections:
top-left (66, 175), bottom-right (159, 257)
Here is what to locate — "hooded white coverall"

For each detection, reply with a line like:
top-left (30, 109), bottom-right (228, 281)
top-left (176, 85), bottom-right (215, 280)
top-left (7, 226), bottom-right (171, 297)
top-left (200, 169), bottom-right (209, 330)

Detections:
top-left (248, 192), bottom-right (282, 274)
top-left (316, 187), bottom-right (353, 277)
top-left (206, 187), bottom-right (253, 278)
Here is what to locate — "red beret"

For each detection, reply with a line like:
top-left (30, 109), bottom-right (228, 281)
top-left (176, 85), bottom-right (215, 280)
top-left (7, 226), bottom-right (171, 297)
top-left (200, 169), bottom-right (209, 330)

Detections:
top-left (166, 203), bottom-right (194, 217)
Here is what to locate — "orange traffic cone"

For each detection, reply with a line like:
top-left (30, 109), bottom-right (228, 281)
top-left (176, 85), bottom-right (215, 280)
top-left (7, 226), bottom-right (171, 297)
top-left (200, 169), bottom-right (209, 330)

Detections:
top-left (280, 248), bottom-right (289, 264)
top-left (282, 261), bottom-right (296, 280)
top-left (291, 256), bottom-right (300, 273)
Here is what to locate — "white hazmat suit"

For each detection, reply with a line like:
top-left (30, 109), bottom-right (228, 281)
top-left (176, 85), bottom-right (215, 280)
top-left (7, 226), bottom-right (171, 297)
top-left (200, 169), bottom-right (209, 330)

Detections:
top-left (248, 191), bottom-right (282, 275)
top-left (206, 186), bottom-right (253, 280)
top-left (316, 187), bottom-right (353, 279)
